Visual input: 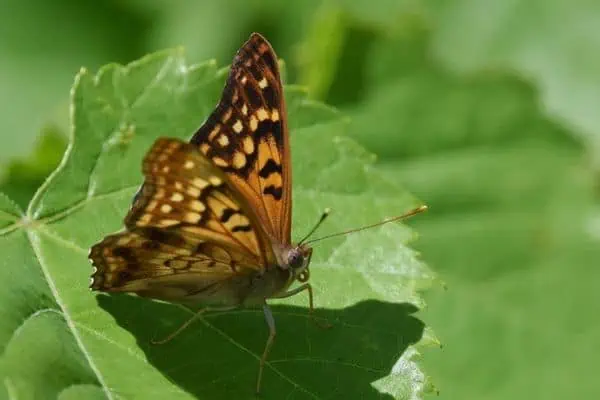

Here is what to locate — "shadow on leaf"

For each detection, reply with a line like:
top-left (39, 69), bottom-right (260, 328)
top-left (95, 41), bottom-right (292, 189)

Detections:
top-left (98, 294), bottom-right (424, 399)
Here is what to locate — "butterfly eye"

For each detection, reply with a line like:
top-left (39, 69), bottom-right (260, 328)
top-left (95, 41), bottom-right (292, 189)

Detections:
top-left (287, 249), bottom-right (304, 269)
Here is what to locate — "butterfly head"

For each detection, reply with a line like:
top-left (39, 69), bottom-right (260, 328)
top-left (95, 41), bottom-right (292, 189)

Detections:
top-left (284, 245), bottom-right (313, 282)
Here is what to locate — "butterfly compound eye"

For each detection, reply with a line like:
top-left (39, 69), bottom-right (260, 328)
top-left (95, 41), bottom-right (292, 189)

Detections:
top-left (287, 248), bottom-right (304, 269)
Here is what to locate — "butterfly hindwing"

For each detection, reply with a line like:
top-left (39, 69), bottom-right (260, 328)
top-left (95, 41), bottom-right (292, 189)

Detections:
top-left (190, 33), bottom-right (292, 246)
top-left (90, 138), bottom-right (276, 300)
top-left (89, 231), bottom-right (262, 304)
top-left (127, 137), bottom-right (269, 262)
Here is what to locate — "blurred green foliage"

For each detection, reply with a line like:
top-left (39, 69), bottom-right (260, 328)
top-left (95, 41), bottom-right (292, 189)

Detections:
top-left (1, 0), bottom-right (599, 399)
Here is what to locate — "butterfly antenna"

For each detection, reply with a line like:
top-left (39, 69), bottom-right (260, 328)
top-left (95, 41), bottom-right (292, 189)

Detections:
top-left (298, 208), bottom-right (331, 245)
top-left (304, 205), bottom-right (428, 245)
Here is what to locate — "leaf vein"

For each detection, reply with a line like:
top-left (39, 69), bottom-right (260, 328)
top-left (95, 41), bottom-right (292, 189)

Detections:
top-left (189, 307), bottom-right (321, 399)
top-left (26, 229), bottom-right (115, 400)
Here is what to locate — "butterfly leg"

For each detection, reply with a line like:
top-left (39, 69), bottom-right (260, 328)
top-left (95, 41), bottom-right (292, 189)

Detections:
top-left (257, 303), bottom-right (276, 394)
top-left (273, 283), bottom-right (332, 329)
top-left (151, 305), bottom-right (235, 345)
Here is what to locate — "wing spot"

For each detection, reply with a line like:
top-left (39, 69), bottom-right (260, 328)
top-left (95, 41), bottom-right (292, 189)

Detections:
top-left (220, 208), bottom-right (235, 223)
top-left (190, 200), bottom-right (206, 212)
top-left (146, 200), bottom-right (158, 211)
top-left (208, 125), bottom-right (220, 141)
top-left (138, 214), bottom-right (152, 226)
top-left (259, 158), bottom-right (282, 178)
top-left (233, 152), bottom-right (247, 169)
top-left (227, 213), bottom-right (250, 229)
top-left (162, 166), bottom-right (170, 173)
top-left (174, 248), bottom-right (192, 256)
top-left (217, 134), bottom-right (230, 147)
top-left (250, 116), bottom-right (258, 131)
top-left (184, 160), bottom-right (195, 169)
top-left (212, 157), bottom-right (228, 167)
top-left (187, 186), bottom-right (201, 197)
top-left (175, 181), bottom-right (184, 190)
top-left (232, 224), bottom-right (252, 232)
top-left (258, 77), bottom-right (268, 89)
top-left (222, 108), bottom-right (232, 123)
top-left (256, 108), bottom-right (269, 121)
top-left (242, 136), bottom-right (255, 155)
top-left (170, 193), bottom-right (184, 202)
top-left (233, 120), bottom-right (243, 133)
top-left (271, 108), bottom-right (280, 122)
top-left (209, 176), bottom-right (222, 186)
top-left (184, 212), bottom-right (202, 224)
top-left (263, 169), bottom-right (283, 189)
top-left (192, 178), bottom-right (209, 189)
top-left (161, 204), bottom-right (172, 213)
top-left (241, 75), bottom-right (248, 84)
top-left (263, 185), bottom-right (283, 200)
top-left (116, 237), bottom-right (131, 246)
top-left (200, 143), bottom-right (210, 155)
top-left (159, 219), bottom-right (180, 227)
top-left (241, 104), bottom-right (248, 116)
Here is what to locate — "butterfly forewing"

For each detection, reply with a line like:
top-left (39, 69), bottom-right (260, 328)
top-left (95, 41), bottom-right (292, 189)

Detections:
top-left (190, 33), bottom-right (291, 247)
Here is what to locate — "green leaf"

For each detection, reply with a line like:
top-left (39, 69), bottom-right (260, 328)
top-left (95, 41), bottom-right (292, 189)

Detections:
top-left (428, 0), bottom-right (600, 159)
top-left (0, 126), bottom-right (67, 209)
top-left (345, 15), bottom-right (600, 399)
top-left (0, 50), bottom-right (436, 399)
top-left (297, 3), bottom-right (346, 99)
top-left (0, 0), bottom-right (149, 165)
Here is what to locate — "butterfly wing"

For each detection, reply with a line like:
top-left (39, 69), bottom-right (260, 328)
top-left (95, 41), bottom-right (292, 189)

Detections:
top-left (90, 138), bottom-right (276, 305)
top-left (190, 33), bottom-right (292, 249)
top-left (90, 33), bottom-right (296, 304)
top-left (89, 231), bottom-right (262, 305)
top-left (126, 137), bottom-right (269, 260)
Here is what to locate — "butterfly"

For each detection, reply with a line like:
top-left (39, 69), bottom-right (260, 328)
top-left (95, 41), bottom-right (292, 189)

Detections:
top-left (89, 32), bottom-right (427, 393)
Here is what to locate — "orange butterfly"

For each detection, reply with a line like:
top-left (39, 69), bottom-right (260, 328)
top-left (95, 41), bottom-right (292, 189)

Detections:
top-left (89, 33), bottom-right (426, 393)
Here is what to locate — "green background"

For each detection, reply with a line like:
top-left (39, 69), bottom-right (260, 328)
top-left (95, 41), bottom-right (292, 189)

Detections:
top-left (1, 1), bottom-right (599, 399)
